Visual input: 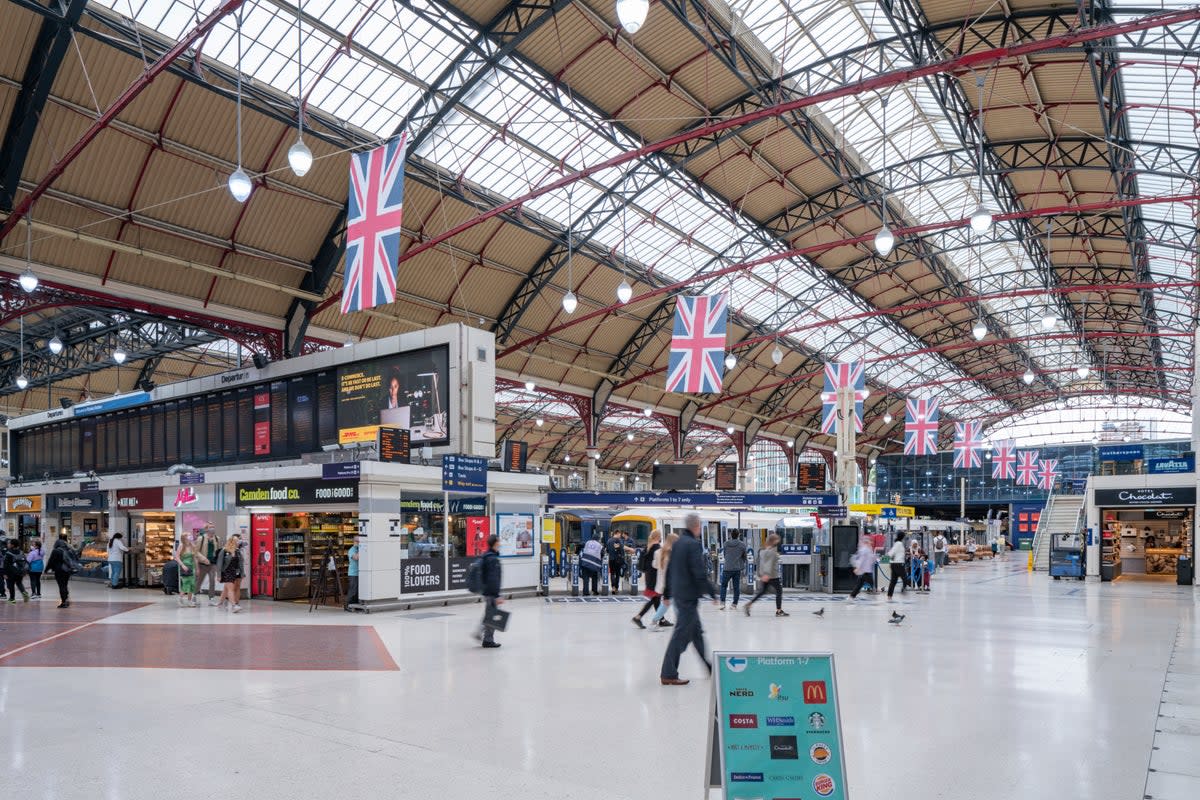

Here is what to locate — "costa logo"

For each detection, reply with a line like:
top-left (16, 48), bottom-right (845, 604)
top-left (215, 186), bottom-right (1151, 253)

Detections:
top-left (803, 680), bottom-right (827, 704)
top-left (728, 714), bottom-right (758, 729)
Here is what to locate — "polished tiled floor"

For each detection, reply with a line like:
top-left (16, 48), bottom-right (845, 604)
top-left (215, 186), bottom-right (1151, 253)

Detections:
top-left (1, 558), bottom-right (1196, 800)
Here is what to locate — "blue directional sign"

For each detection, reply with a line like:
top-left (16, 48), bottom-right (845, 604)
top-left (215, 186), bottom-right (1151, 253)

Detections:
top-left (442, 453), bottom-right (488, 493)
top-left (547, 491), bottom-right (840, 508)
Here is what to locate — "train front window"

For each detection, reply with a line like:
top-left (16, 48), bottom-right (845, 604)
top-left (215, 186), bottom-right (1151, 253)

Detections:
top-left (610, 521), bottom-right (652, 548)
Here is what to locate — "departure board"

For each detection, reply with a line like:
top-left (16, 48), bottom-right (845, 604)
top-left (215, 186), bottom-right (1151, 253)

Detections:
top-left (236, 387), bottom-right (254, 460)
top-left (191, 397), bottom-right (207, 465)
top-left (80, 419), bottom-right (95, 471)
top-left (253, 389), bottom-right (270, 456)
top-left (177, 400), bottom-right (192, 464)
top-left (796, 461), bottom-right (827, 491)
top-left (316, 370), bottom-right (337, 447)
top-left (101, 417), bottom-right (114, 471)
top-left (501, 439), bottom-right (527, 473)
top-left (714, 462), bottom-right (737, 491)
top-left (139, 409), bottom-right (153, 466)
top-left (206, 396), bottom-right (221, 461)
top-left (163, 402), bottom-right (178, 464)
top-left (116, 412), bottom-right (130, 470)
top-left (150, 406), bottom-right (165, 467)
top-left (221, 390), bottom-right (237, 461)
top-left (289, 375), bottom-right (315, 454)
top-left (378, 426), bottom-right (410, 463)
top-left (269, 380), bottom-right (288, 456)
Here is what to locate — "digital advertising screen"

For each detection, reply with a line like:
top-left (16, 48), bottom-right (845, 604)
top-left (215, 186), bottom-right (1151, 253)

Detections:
top-left (336, 344), bottom-right (450, 446)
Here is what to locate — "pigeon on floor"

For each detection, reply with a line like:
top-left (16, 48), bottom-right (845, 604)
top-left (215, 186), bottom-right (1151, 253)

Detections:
top-left (888, 614), bottom-right (905, 625)
top-left (812, 607), bottom-right (825, 618)
top-left (891, 610), bottom-right (902, 620)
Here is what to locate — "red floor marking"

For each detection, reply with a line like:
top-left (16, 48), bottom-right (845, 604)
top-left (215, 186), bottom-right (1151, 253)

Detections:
top-left (0, 602), bottom-right (150, 657)
top-left (0, 623), bottom-right (399, 671)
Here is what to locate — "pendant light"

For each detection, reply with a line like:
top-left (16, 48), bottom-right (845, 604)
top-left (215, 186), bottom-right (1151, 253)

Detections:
top-left (972, 318), bottom-right (987, 340)
top-left (616, 278), bottom-right (632, 304)
top-left (534, 418), bottom-right (544, 427)
top-left (562, 189), bottom-right (577, 314)
top-left (883, 412), bottom-right (893, 425)
top-left (1040, 309), bottom-right (1057, 330)
top-left (287, 0), bottom-right (312, 177)
top-left (15, 315), bottom-right (28, 390)
top-left (771, 343), bottom-right (783, 365)
top-left (875, 93), bottom-right (895, 257)
top-left (228, 10), bottom-right (253, 202)
top-left (643, 407), bottom-right (653, 417)
top-left (968, 74), bottom-right (992, 234)
top-left (113, 347), bottom-right (127, 365)
top-left (1076, 364), bottom-right (1090, 379)
top-left (724, 352), bottom-right (737, 370)
top-left (1022, 367), bottom-right (1035, 385)
top-left (615, 0), bottom-right (649, 34)
top-left (48, 334), bottom-right (63, 354)
top-left (626, 432), bottom-right (634, 441)
top-left (19, 217), bottom-right (38, 293)
top-left (524, 381), bottom-right (535, 392)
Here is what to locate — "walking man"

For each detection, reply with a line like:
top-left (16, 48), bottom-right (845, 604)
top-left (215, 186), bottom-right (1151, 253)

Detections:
top-left (719, 531), bottom-right (747, 610)
top-left (478, 534), bottom-right (504, 649)
top-left (886, 532), bottom-right (909, 600)
top-left (660, 513), bottom-right (717, 686)
top-left (197, 526), bottom-right (222, 604)
top-left (933, 531), bottom-right (948, 568)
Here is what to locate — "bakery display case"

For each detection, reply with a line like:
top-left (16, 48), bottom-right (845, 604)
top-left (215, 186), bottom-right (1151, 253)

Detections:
top-left (77, 540), bottom-right (109, 582)
top-left (140, 514), bottom-right (176, 586)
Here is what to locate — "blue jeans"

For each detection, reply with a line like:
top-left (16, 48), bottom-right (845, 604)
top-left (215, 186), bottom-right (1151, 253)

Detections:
top-left (109, 561), bottom-right (123, 588)
top-left (719, 568), bottom-right (741, 606)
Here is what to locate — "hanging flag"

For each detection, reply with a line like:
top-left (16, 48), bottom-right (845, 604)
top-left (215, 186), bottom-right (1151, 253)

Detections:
top-left (992, 438), bottom-right (1017, 480)
top-left (341, 133), bottom-right (410, 314)
top-left (952, 420), bottom-right (982, 469)
top-left (820, 361), bottom-right (866, 434)
top-left (665, 293), bottom-right (729, 393)
top-left (903, 396), bottom-right (939, 456)
top-left (1015, 450), bottom-right (1040, 486)
top-left (1038, 459), bottom-right (1059, 492)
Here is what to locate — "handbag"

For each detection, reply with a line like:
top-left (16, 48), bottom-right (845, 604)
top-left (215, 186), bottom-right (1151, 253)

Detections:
top-left (483, 606), bottom-right (510, 632)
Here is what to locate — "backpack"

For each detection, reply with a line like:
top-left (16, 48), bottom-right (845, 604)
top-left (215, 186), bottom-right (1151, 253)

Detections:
top-left (638, 545), bottom-right (654, 574)
top-left (60, 548), bottom-right (80, 574)
top-left (466, 558), bottom-right (484, 594)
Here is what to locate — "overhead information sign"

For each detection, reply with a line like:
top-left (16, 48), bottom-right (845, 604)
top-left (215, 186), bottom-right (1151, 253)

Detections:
top-left (708, 651), bottom-right (849, 800)
top-left (849, 503), bottom-right (915, 518)
top-left (547, 491), bottom-right (840, 508)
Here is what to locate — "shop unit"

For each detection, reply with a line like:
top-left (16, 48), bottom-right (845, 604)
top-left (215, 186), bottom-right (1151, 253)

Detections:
top-left (1088, 477), bottom-right (1196, 583)
top-left (265, 511), bottom-right (359, 601)
top-left (115, 487), bottom-right (174, 586)
top-left (49, 491), bottom-right (110, 582)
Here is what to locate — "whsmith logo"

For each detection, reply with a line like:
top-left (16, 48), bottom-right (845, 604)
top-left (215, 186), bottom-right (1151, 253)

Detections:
top-left (237, 486), bottom-right (300, 503)
top-left (220, 371), bottom-right (250, 385)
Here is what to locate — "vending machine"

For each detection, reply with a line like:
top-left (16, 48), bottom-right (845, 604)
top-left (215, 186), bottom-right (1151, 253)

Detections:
top-left (250, 514), bottom-right (274, 598)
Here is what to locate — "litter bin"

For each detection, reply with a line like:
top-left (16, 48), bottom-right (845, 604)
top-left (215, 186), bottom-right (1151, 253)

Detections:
top-left (1177, 556), bottom-right (1193, 586)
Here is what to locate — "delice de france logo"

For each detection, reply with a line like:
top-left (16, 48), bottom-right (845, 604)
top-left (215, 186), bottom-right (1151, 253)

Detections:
top-left (728, 714), bottom-right (758, 729)
top-left (810, 742), bottom-right (832, 764)
top-left (802, 680), bottom-right (827, 704)
top-left (729, 772), bottom-right (763, 783)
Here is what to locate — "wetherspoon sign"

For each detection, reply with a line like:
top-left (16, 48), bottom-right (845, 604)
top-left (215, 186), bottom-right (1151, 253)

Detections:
top-left (708, 651), bottom-right (848, 800)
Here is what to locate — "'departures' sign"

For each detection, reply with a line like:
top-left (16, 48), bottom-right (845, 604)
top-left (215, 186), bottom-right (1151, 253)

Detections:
top-left (708, 651), bottom-right (848, 800)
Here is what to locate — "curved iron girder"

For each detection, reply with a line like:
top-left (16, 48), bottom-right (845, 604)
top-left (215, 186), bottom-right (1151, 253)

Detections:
top-left (0, 0), bottom-right (89, 213)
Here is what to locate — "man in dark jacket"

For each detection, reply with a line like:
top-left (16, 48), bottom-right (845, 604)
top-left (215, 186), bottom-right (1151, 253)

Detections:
top-left (660, 513), bottom-right (717, 685)
top-left (477, 534), bottom-right (504, 648)
top-left (719, 531), bottom-right (748, 610)
top-left (45, 534), bottom-right (76, 609)
top-left (606, 533), bottom-right (628, 592)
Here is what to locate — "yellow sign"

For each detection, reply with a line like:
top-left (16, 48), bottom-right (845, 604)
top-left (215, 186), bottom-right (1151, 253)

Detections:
top-left (848, 503), bottom-right (915, 518)
top-left (541, 518), bottom-right (557, 544)
top-left (5, 495), bottom-right (42, 514)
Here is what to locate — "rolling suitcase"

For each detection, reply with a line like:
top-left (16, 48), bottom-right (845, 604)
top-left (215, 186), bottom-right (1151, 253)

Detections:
top-left (162, 560), bottom-right (180, 595)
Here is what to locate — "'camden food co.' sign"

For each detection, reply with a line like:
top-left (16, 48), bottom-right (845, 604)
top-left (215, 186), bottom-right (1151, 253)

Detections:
top-left (1094, 487), bottom-right (1196, 507)
top-left (234, 479), bottom-right (358, 507)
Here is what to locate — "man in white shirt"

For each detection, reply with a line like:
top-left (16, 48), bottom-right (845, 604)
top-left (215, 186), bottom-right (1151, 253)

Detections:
top-left (933, 533), bottom-right (947, 568)
top-left (886, 533), bottom-right (909, 599)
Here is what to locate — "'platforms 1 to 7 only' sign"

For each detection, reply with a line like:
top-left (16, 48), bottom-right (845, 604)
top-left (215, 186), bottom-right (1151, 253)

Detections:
top-left (707, 651), bottom-right (849, 800)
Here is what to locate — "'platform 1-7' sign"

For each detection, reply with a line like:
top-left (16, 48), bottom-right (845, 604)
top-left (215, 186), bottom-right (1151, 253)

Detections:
top-left (707, 651), bottom-right (848, 800)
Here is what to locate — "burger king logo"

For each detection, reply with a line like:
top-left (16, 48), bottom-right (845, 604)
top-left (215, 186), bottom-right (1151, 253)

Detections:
top-left (813, 773), bottom-right (835, 797)
top-left (810, 742), bottom-right (832, 765)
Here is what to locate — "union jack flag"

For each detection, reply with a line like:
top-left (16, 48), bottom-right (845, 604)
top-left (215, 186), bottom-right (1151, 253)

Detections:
top-left (1038, 459), bottom-right (1059, 492)
top-left (1015, 450), bottom-right (1040, 486)
top-left (952, 421), bottom-right (982, 469)
top-left (665, 293), bottom-right (729, 393)
top-left (341, 133), bottom-right (409, 314)
top-left (821, 361), bottom-right (866, 434)
top-left (992, 438), bottom-right (1017, 480)
top-left (903, 396), bottom-right (939, 456)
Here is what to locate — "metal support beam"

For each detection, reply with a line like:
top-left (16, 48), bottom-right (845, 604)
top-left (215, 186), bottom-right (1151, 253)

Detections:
top-left (0, 0), bottom-right (88, 212)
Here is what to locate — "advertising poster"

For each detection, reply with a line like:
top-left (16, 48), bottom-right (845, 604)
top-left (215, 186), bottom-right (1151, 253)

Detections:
top-left (400, 557), bottom-right (445, 594)
top-left (466, 516), bottom-right (490, 557)
top-left (542, 518), bottom-right (556, 544)
top-left (709, 651), bottom-right (848, 800)
top-left (496, 512), bottom-right (534, 557)
top-left (336, 344), bottom-right (450, 446)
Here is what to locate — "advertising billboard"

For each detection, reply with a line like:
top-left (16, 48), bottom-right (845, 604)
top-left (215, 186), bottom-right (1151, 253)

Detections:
top-left (336, 344), bottom-right (450, 446)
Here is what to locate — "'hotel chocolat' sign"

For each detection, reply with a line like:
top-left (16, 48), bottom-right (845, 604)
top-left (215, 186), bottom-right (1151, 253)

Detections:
top-left (1093, 487), bottom-right (1196, 507)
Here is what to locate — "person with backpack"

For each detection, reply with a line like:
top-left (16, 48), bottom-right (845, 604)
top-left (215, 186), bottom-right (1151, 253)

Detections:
top-left (632, 530), bottom-right (663, 629)
top-left (848, 533), bottom-right (877, 600)
top-left (4, 539), bottom-right (31, 603)
top-left (606, 532), bottom-right (630, 593)
top-left (45, 534), bottom-right (77, 609)
top-left (579, 534), bottom-right (603, 596)
top-left (743, 534), bottom-right (787, 617)
top-left (719, 531), bottom-right (748, 610)
top-left (474, 533), bottom-right (503, 648)
top-left (26, 538), bottom-right (45, 599)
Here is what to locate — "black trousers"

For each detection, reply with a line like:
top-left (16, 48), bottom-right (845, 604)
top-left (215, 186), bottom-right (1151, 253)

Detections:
top-left (748, 578), bottom-right (782, 610)
top-left (609, 561), bottom-right (623, 591)
top-left (660, 601), bottom-right (709, 679)
top-left (480, 596), bottom-right (499, 644)
top-left (55, 571), bottom-right (71, 603)
top-left (636, 593), bottom-right (661, 618)
top-left (29, 571), bottom-right (42, 596)
top-left (581, 568), bottom-right (599, 595)
top-left (346, 576), bottom-right (359, 606)
top-left (850, 572), bottom-right (872, 598)
top-left (6, 574), bottom-right (27, 598)
top-left (887, 563), bottom-right (908, 598)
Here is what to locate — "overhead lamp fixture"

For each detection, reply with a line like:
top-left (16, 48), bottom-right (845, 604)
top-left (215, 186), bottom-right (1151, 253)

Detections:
top-left (787, 440), bottom-right (794, 448)
top-left (883, 412), bottom-right (893, 424)
top-left (653, 459), bottom-right (660, 466)
top-left (534, 418), bottom-right (544, 427)
top-left (1022, 367), bottom-right (1035, 385)
top-left (626, 432), bottom-right (634, 441)
top-left (1122, 435), bottom-right (1131, 443)
top-left (616, 278), bottom-right (632, 304)
top-left (862, 386), bottom-right (871, 400)
top-left (695, 444), bottom-right (703, 453)
top-left (561, 290), bottom-right (578, 315)
top-left (643, 407), bottom-right (653, 417)
top-left (286, 0), bottom-right (312, 177)
top-left (48, 335), bottom-right (63, 355)
top-left (874, 225), bottom-right (895, 257)
top-left (563, 454), bottom-right (571, 463)
top-left (615, 0), bottom-right (649, 34)
top-left (1090, 435), bottom-right (1099, 445)
top-left (113, 348), bottom-right (127, 365)
top-left (1075, 364), bottom-right (1090, 380)
top-left (972, 319), bottom-right (987, 341)
top-left (624, 461), bottom-right (631, 469)
top-left (969, 203), bottom-right (992, 235)
top-left (969, 75), bottom-right (991, 235)
top-left (228, 11), bottom-right (252, 202)
top-left (1055, 399), bottom-right (1065, 411)
top-left (724, 352), bottom-right (737, 370)
top-left (1040, 310), bottom-right (1056, 330)
top-left (15, 314), bottom-right (28, 390)
top-left (20, 217), bottom-right (38, 293)
top-left (524, 381), bottom-right (535, 392)
top-left (15, 374), bottom-right (28, 390)
top-left (771, 343), bottom-right (784, 365)
top-left (726, 426), bottom-right (735, 435)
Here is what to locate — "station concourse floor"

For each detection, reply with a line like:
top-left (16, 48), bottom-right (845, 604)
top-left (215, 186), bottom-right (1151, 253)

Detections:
top-left (2, 558), bottom-right (1198, 800)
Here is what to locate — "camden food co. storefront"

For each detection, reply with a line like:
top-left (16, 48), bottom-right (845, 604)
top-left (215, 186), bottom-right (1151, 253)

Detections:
top-left (1091, 482), bottom-right (1195, 583)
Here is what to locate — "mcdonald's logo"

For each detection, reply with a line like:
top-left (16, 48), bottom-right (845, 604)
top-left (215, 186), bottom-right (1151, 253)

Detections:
top-left (802, 681), bottom-right (827, 704)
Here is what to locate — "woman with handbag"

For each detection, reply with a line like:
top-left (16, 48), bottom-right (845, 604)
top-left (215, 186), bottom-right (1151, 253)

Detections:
top-left (647, 532), bottom-right (678, 629)
top-left (175, 535), bottom-right (208, 608)
top-left (216, 535), bottom-right (245, 613)
top-left (632, 530), bottom-right (663, 629)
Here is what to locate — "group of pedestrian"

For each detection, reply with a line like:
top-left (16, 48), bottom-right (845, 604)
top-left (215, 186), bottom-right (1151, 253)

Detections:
top-left (175, 531), bottom-right (245, 612)
top-left (0, 534), bottom-right (78, 608)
